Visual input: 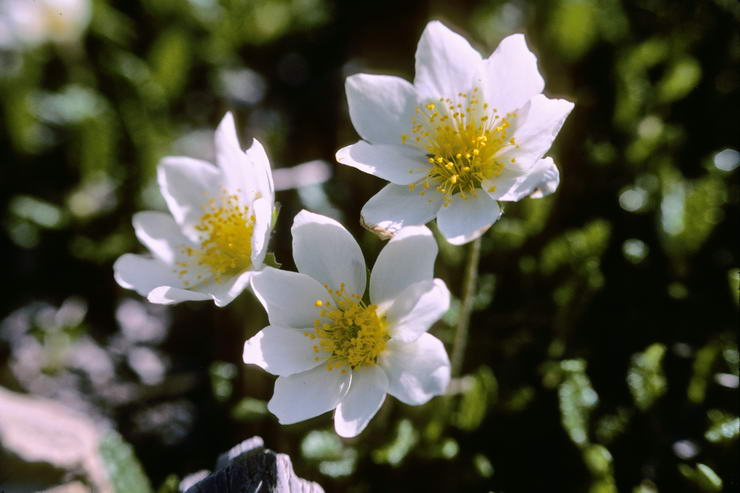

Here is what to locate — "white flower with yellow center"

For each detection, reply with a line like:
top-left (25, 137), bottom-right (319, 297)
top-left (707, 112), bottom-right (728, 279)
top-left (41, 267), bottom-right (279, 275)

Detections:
top-left (0, 0), bottom-right (91, 49)
top-left (244, 210), bottom-right (450, 437)
top-left (336, 21), bottom-right (574, 245)
top-left (113, 113), bottom-right (274, 307)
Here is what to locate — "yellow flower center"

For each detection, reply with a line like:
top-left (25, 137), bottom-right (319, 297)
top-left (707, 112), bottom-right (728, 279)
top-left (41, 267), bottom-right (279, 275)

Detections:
top-left (401, 87), bottom-right (520, 205)
top-left (304, 283), bottom-right (389, 372)
top-left (175, 190), bottom-right (255, 287)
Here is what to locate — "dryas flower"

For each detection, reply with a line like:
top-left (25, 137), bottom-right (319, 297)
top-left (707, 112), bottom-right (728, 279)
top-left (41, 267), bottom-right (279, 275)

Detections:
top-left (0, 0), bottom-right (91, 49)
top-left (114, 113), bottom-right (274, 307)
top-left (337, 21), bottom-right (574, 245)
top-left (244, 210), bottom-right (450, 437)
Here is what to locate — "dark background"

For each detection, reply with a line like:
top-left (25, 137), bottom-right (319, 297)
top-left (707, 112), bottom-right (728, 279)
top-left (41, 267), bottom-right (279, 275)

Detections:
top-left (1, 0), bottom-right (738, 491)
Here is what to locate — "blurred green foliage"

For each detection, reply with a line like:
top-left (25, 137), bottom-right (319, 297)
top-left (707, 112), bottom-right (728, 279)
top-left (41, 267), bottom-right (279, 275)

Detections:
top-left (678, 463), bottom-right (723, 492)
top-left (627, 343), bottom-right (667, 411)
top-left (452, 366), bottom-right (498, 431)
top-left (1, 0), bottom-right (737, 492)
top-left (558, 359), bottom-right (599, 446)
top-left (99, 431), bottom-right (154, 493)
top-left (301, 430), bottom-right (358, 478)
top-left (705, 410), bottom-right (739, 444)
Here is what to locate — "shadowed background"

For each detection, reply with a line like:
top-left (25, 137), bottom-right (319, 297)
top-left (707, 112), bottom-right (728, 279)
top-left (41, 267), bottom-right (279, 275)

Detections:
top-left (0, 0), bottom-right (738, 492)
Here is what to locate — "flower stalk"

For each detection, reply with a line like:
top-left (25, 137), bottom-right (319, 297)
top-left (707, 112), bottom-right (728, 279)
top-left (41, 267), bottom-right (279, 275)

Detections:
top-left (450, 236), bottom-right (482, 377)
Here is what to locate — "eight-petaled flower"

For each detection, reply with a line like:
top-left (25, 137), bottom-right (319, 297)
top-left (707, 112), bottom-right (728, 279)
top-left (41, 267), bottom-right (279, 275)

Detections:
top-left (337, 21), bottom-right (574, 245)
top-left (114, 112), bottom-right (275, 307)
top-left (244, 210), bottom-right (451, 437)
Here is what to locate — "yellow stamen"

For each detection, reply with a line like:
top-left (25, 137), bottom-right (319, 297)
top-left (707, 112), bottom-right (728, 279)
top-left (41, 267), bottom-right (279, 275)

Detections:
top-left (304, 286), bottom-right (389, 371)
top-left (401, 87), bottom-right (514, 206)
top-left (175, 190), bottom-right (254, 287)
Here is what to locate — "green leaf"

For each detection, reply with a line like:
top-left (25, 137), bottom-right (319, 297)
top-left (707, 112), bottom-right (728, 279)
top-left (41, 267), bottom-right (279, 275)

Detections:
top-left (540, 219), bottom-right (611, 283)
top-left (156, 474), bottom-right (179, 493)
top-left (453, 366), bottom-right (498, 431)
top-left (301, 430), bottom-right (344, 461)
top-left (504, 386), bottom-right (535, 413)
top-left (632, 480), bottom-right (659, 493)
top-left (209, 361), bottom-right (237, 402)
top-left (149, 29), bottom-right (191, 101)
top-left (688, 341), bottom-right (719, 404)
top-left (473, 453), bottom-right (494, 478)
top-left (271, 202), bottom-right (281, 229)
top-left (583, 444), bottom-right (613, 476)
top-left (230, 397), bottom-right (268, 421)
top-left (301, 430), bottom-right (357, 478)
top-left (585, 444), bottom-right (618, 493)
top-left (558, 359), bottom-right (599, 447)
top-left (263, 252), bottom-right (282, 269)
top-left (657, 57), bottom-right (701, 103)
top-left (473, 274), bottom-right (496, 311)
top-left (627, 343), bottom-right (667, 411)
top-left (99, 431), bottom-right (153, 493)
top-left (547, 0), bottom-right (598, 61)
top-left (705, 410), bottom-right (739, 444)
top-left (678, 463), bottom-right (723, 492)
top-left (729, 269), bottom-right (740, 306)
top-left (372, 419), bottom-right (418, 466)
top-left (9, 195), bottom-right (66, 229)
top-left (595, 408), bottom-right (633, 444)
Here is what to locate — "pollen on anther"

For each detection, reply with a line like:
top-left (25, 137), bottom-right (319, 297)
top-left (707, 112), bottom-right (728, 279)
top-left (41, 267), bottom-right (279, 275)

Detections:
top-left (176, 190), bottom-right (254, 286)
top-left (399, 86), bottom-right (516, 202)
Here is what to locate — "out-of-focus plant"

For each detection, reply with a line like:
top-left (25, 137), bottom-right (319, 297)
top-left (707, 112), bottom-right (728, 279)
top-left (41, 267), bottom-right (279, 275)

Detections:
top-left (627, 343), bottom-right (667, 411)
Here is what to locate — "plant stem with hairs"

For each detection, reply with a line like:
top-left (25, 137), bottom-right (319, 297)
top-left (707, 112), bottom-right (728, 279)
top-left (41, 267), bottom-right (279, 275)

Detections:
top-left (450, 236), bottom-right (481, 378)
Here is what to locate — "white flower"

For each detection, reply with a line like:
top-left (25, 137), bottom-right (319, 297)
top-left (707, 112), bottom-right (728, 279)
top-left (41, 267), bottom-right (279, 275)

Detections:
top-left (114, 113), bottom-right (275, 307)
top-left (0, 0), bottom-right (91, 49)
top-left (244, 210), bottom-right (450, 437)
top-left (336, 21), bottom-right (574, 245)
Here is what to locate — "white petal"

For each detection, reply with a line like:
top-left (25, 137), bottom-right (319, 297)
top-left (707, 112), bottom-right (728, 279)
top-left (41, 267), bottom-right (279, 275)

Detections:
top-left (113, 254), bottom-right (181, 297)
top-left (243, 325), bottom-right (321, 376)
top-left (209, 270), bottom-right (254, 307)
top-left (268, 365), bottom-right (351, 425)
top-left (147, 286), bottom-right (210, 304)
top-left (436, 193), bottom-right (502, 245)
top-left (336, 141), bottom-right (428, 185)
top-left (385, 279), bottom-right (450, 343)
top-left (245, 137), bottom-right (275, 201)
top-left (361, 184), bottom-right (443, 239)
top-left (506, 94), bottom-right (574, 167)
top-left (498, 157), bottom-right (560, 201)
top-left (483, 34), bottom-right (544, 114)
top-left (157, 156), bottom-right (222, 240)
top-left (527, 158), bottom-right (560, 198)
top-left (132, 211), bottom-right (190, 264)
top-left (369, 225), bottom-right (437, 304)
top-left (334, 366), bottom-right (388, 438)
top-left (414, 21), bottom-right (483, 101)
top-left (482, 166), bottom-right (529, 201)
top-left (250, 267), bottom-right (326, 329)
top-left (345, 74), bottom-right (417, 145)
top-left (291, 210), bottom-right (366, 296)
top-left (382, 333), bottom-right (450, 405)
top-left (250, 196), bottom-right (273, 269)
top-left (214, 112), bottom-right (260, 203)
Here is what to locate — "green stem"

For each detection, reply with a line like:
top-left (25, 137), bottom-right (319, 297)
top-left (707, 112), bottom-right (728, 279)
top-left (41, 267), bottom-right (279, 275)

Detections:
top-left (450, 236), bottom-right (482, 378)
